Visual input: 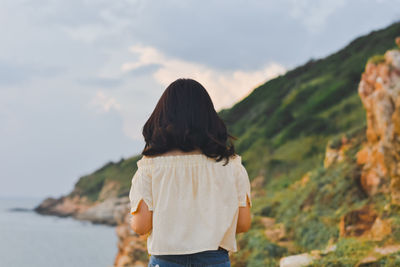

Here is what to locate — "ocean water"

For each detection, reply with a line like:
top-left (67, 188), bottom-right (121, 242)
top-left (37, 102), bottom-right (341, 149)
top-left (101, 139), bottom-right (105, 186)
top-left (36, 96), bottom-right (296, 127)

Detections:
top-left (0, 196), bottom-right (118, 267)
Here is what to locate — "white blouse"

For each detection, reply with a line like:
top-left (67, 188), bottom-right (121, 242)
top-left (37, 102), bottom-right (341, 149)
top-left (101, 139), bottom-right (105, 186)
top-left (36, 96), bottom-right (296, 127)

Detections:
top-left (129, 153), bottom-right (252, 255)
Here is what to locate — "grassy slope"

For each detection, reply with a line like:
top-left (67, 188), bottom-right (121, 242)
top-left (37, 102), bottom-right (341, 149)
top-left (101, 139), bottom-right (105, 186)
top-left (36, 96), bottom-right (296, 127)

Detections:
top-left (220, 22), bottom-right (400, 266)
top-left (69, 155), bottom-right (142, 201)
top-left (67, 22), bottom-right (400, 266)
top-left (219, 21), bottom-right (400, 181)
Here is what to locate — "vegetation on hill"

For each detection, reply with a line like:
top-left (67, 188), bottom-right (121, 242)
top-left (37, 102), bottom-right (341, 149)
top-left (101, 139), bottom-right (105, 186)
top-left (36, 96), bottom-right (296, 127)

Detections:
top-left (67, 21), bottom-right (400, 266)
top-left (70, 155), bottom-right (141, 202)
top-left (222, 22), bottom-right (400, 266)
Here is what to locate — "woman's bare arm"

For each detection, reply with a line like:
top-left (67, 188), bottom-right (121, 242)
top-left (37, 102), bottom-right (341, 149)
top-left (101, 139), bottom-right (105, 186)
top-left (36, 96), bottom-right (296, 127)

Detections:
top-left (130, 199), bottom-right (153, 235)
top-left (236, 195), bottom-right (251, 234)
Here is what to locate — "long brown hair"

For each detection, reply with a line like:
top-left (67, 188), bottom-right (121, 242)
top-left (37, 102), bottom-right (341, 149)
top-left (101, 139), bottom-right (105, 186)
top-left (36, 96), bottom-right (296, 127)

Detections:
top-left (141, 78), bottom-right (236, 165)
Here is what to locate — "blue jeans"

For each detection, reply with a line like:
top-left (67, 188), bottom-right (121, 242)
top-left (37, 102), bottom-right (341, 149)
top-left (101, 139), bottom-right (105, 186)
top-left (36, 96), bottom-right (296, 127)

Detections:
top-left (148, 248), bottom-right (231, 267)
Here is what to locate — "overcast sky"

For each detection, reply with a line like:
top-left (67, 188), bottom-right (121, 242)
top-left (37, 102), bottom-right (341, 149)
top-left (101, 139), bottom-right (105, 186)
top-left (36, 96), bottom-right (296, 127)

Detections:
top-left (1, 0), bottom-right (399, 198)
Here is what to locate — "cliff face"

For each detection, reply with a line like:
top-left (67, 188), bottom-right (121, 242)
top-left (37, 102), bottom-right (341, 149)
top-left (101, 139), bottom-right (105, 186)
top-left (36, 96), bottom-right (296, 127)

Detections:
top-left (34, 194), bottom-right (92, 217)
top-left (357, 41), bottom-right (400, 204)
top-left (34, 156), bottom-right (141, 225)
top-left (34, 192), bottom-right (132, 227)
top-left (279, 38), bottom-right (400, 266)
top-left (34, 184), bottom-right (130, 226)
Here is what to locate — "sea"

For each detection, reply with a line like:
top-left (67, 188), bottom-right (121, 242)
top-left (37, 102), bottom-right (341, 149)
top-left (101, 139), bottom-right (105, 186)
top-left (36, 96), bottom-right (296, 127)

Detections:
top-left (0, 196), bottom-right (118, 267)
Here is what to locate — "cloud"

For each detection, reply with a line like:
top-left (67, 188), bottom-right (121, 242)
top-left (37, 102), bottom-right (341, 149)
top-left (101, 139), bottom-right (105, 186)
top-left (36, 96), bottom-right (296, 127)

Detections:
top-left (88, 91), bottom-right (122, 113)
top-left (121, 44), bottom-right (286, 110)
top-left (3, 0), bottom-right (400, 199)
top-left (289, 0), bottom-right (346, 33)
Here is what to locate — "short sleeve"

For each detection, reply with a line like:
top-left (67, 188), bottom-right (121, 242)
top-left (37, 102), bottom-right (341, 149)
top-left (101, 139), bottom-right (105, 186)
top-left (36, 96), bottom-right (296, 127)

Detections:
top-left (129, 161), bottom-right (153, 214)
top-left (234, 156), bottom-right (252, 207)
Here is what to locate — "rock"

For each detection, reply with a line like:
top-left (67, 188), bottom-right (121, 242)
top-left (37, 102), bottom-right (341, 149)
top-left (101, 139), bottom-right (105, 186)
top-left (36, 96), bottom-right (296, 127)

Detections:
top-left (339, 205), bottom-right (392, 241)
top-left (34, 195), bottom-right (92, 217)
top-left (75, 197), bottom-right (129, 226)
top-left (264, 223), bottom-right (286, 242)
top-left (279, 243), bottom-right (336, 266)
top-left (356, 244), bottom-right (400, 266)
top-left (260, 216), bottom-right (286, 242)
top-left (98, 180), bottom-right (122, 202)
top-left (356, 255), bottom-right (379, 266)
top-left (324, 136), bottom-right (352, 168)
top-left (34, 193), bottom-right (130, 226)
top-left (279, 253), bottom-right (319, 267)
top-left (259, 216), bottom-right (298, 253)
top-left (366, 217), bottom-right (392, 241)
top-left (339, 205), bottom-right (377, 237)
top-left (356, 147), bottom-right (369, 165)
top-left (357, 46), bottom-right (400, 203)
top-left (386, 50), bottom-right (400, 70)
top-left (113, 208), bottom-right (149, 267)
top-left (34, 197), bottom-right (64, 214)
top-left (374, 244), bottom-right (400, 255)
top-left (324, 145), bottom-right (339, 168)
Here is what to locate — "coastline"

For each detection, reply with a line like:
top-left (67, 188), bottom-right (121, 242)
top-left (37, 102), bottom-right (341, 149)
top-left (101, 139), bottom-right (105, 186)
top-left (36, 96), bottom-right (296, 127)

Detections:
top-left (33, 194), bottom-right (130, 226)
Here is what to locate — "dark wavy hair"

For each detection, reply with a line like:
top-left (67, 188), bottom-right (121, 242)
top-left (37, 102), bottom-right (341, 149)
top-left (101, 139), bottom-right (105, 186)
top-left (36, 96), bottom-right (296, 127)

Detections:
top-left (141, 78), bottom-right (236, 165)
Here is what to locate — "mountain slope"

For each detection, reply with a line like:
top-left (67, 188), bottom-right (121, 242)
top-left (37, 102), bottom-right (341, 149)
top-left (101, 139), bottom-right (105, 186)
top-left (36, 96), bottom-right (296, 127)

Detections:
top-left (34, 22), bottom-right (400, 267)
top-left (218, 22), bottom-right (400, 196)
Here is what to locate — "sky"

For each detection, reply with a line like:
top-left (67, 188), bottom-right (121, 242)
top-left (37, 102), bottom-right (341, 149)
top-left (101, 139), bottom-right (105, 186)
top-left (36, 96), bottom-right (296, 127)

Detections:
top-left (1, 0), bottom-right (399, 199)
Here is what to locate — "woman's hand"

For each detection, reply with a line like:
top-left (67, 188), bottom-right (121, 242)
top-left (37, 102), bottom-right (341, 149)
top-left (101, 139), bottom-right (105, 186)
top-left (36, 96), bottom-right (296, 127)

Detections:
top-left (130, 199), bottom-right (153, 235)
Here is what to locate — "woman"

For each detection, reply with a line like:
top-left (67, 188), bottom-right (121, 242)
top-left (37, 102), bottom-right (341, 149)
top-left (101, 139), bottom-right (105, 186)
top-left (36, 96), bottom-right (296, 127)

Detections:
top-left (129, 78), bottom-right (252, 267)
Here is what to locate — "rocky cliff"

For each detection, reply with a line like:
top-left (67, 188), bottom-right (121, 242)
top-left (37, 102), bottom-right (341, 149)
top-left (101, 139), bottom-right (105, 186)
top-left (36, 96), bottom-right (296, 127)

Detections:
top-left (279, 37), bottom-right (400, 266)
top-left (357, 40), bottom-right (400, 203)
top-left (34, 192), bottom-right (130, 226)
top-left (34, 157), bottom-right (139, 226)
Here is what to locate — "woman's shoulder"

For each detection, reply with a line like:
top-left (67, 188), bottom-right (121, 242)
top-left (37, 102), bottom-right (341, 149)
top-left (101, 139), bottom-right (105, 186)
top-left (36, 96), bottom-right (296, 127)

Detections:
top-left (137, 152), bottom-right (241, 167)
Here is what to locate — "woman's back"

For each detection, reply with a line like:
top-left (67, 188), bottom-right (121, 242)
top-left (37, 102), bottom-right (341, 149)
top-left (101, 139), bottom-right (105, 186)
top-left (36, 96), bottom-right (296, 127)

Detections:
top-left (130, 78), bottom-right (252, 266)
top-left (129, 151), bottom-right (252, 255)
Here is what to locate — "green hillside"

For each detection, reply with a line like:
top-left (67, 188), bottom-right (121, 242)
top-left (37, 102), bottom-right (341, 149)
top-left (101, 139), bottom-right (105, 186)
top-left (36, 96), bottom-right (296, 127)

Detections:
top-left (219, 22), bottom-right (400, 266)
top-left (68, 22), bottom-right (400, 266)
top-left (219, 22), bottom-right (400, 181)
top-left (69, 155), bottom-right (141, 201)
